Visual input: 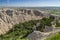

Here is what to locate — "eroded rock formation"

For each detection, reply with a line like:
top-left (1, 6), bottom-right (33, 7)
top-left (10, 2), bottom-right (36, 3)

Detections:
top-left (0, 8), bottom-right (47, 34)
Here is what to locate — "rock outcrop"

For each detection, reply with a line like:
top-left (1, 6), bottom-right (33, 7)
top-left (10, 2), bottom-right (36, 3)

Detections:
top-left (0, 8), bottom-right (47, 34)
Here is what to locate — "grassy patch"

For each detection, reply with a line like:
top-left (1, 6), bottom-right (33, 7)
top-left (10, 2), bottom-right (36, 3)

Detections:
top-left (45, 33), bottom-right (60, 40)
top-left (48, 9), bottom-right (60, 15)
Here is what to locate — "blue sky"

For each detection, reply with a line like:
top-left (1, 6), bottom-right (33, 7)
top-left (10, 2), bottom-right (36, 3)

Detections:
top-left (0, 0), bottom-right (60, 7)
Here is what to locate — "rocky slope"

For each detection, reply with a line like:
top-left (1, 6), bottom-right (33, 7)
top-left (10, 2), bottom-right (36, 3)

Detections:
top-left (0, 8), bottom-right (49, 34)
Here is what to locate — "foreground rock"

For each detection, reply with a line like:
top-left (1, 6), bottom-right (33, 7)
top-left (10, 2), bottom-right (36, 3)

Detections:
top-left (27, 31), bottom-right (43, 40)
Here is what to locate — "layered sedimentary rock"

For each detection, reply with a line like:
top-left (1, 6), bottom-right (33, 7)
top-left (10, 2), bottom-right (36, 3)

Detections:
top-left (0, 8), bottom-right (48, 34)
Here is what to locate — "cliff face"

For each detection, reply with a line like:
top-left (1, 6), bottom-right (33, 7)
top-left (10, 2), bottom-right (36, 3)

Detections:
top-left (0, 8), bottom-right (47, 34)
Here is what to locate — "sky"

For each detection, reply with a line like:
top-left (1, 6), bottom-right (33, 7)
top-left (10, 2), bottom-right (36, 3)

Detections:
top-left (0, 0), bottom-right (60, 7)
